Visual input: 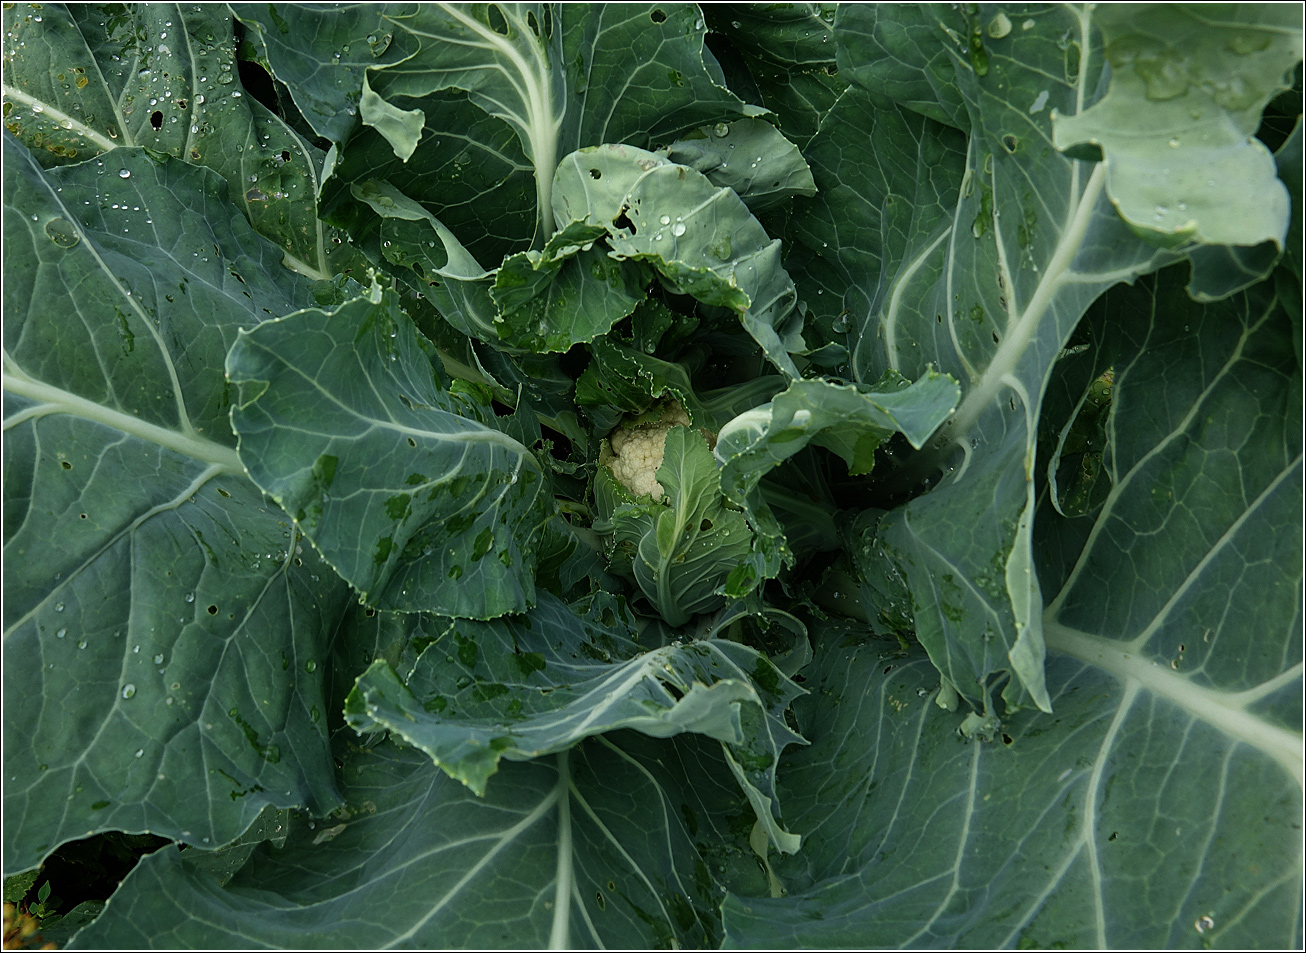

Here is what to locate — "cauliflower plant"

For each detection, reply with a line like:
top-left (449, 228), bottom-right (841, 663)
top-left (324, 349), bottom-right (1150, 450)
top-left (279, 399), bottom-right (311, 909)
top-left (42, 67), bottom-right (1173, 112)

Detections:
top-left (600, 400), bottom-right (694, 501)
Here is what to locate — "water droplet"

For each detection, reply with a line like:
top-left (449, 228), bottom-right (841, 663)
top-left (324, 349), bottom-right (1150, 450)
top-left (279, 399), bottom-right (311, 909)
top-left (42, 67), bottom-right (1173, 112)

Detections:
top-left (1168, 136), bottom-right (1181, 148)
top-left (671, 222), bottom-right (686, 237)
top-left (153, 653), bottom-right (164, 664)
top-left (118, 169), bottom-right (131, 178)
top-left (134, 749), bottom-right (144, 758)
top-left (185, 592), bottom-right (195, 603)
top-left (305, 659), bottom-right (317, 673)
top-left (713, 122), bottom-right (729, 137)
top-left (121, 684), bottom-right (137, 699)
top-left (56, 628), bottom-right (66, 638)
top-left (659, 214), bottom-right (671, 225)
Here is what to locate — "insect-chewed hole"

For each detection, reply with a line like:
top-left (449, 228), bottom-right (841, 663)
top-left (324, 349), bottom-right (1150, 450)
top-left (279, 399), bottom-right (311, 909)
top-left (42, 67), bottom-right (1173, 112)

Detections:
top-left (150, 110), bottom-right (163, 130)
top-left (207, 604), bottom-right (219, 615)
top-left (487, 4), bottom-right (509, 34)
top-left (650, 9), bottom-right (666, 23)
top-left (589, 167), bottom-right (601, 180)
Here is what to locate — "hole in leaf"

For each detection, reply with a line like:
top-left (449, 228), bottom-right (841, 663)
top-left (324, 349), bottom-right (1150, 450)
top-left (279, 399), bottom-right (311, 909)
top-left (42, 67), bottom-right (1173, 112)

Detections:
top-left (1001, 732), bottom-right (1014, 745)
top-left (79, 513), bottom-right (87, 519)
top-left (883, 664), bottom-right (894, 674)
top-left (207, 605), bottom-right (218, 615)
top-left (407, 437), bottom-right (417, 448)
top-left (589, 167), bottom-right (601, 180)
top-left (487, 4), bottom-right (509, 34)
top-left (992, 331), bottom-right (1001, 345)
top-left (699, 519), bottom-right (713, 531)
top-left (61, 461), bottom-right (72, 470)
top-left (150, 110), bottom-right (163, 130)
top-left (1001, 134), bottom-right (1018, 153)
top-left (526, 10), bottom-right (540, 36)
top-left (541, 6), bottom-right (553, 37)
top-left (650, 9), bottom-right (666, 23)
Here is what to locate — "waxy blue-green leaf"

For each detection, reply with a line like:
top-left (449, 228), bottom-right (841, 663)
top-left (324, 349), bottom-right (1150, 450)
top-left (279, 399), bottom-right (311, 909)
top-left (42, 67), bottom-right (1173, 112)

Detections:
top-left (700, 5), bottom-right (847, 150)
top-left (233, 2), bottom-right (752, 251)
top-left (0, 2), bottom-right (361, 279)
top-left (715, 372), bottom-right (961, 496)
top-left (226, 283), bottom-right (553, 618)
top-left (552, 143), bottom-right (806, 378)
top-left (807, 5), bottom-right (1227, 713)
top-left (491, 223), bottom-right (649, 352)
top-left (1051, 4), bottom-right (1302, 255)
top-left (722, 618), bottom-right (1302, 947)
top-left (658, 118), bottom-right (817, 212)
top-left (345, 590), bottom-right (806, 852)
top-left (2, 139), bottom-right (347, 874)
top-left (72, 735), bottom-right (763, 949)
top-left (723, 270), bottom-right (1302, 947)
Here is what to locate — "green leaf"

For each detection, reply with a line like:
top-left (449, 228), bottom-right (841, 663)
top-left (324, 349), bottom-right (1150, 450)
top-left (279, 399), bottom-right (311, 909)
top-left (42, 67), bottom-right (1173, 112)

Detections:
top-left (738, 266), bottom-right (1302, 947)
top-left (2, 140), bottom-right (346, 873)
top-left (701, 5), bottom-right (847, 150)
top-left (1051, 4), bottom-right (1302, 253)
top-left (345, 591), bottom-right (806, 851)
top-left (226, 283), bottom-right (554, 618)
top-left (715, 373), bottom-right (961, 503)
top-left (492, 223), bottom-right (649, 352)
top-left (233, 3), bottom-right (752, 249)
top-left (658, 118), bottom-right (818, 212)
top-left (71, 735), bottom-right (761, 949)
top-left (554, 143), bottom-right (806, 378)
top-left (598, 429), bottom-right (759, 627)
top-left (809, 4), bottom-right (1265, 713)
top-left (0, 3), bottom-right (359, 279)
top-left (722, 615), bottom-right (1301, 946)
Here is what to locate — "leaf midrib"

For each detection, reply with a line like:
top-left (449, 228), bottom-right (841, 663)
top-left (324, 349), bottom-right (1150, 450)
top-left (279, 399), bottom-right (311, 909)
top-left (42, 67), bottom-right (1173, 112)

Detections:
top-left (1043, 621), bottom-right (1304, 787)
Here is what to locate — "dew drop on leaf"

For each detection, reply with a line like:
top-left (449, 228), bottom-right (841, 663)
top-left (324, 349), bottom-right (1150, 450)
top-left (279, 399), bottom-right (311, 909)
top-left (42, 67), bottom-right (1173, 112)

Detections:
top-left (121, 684), bottom-right (136, 699)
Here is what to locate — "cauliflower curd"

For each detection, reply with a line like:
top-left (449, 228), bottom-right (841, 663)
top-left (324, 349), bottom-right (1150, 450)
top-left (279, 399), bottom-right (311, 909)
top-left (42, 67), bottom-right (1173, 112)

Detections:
top-left (600, 400), bottom-right (694, 501)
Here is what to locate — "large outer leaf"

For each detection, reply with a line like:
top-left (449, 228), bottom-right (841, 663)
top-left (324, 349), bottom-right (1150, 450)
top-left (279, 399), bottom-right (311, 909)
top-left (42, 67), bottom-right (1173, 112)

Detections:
top-left (722, 634), bottom-right (1301, 947)
top-left (721, 266), bottom-right (1303, 949)
top-left (226, 284), bottom-right (554, 618)
top-left (345, 590), bottom-right (806, 852)
top-left (71, 734), bottom-right (765, 949)
top-left (2, 140), bottom-right (347, 873)
top-left (0, 2), bottom-right (357, 278)
top-left (1051, 4), bottom-right (1302, 252)
top-left (233, 2), bottom-right (751, 255)
top-left (808, 5), bottom-right (1255, 712)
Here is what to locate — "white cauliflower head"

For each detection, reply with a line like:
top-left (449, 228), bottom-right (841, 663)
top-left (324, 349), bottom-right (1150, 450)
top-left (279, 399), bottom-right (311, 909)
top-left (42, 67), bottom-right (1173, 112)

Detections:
top-left (601, 400), bottom-right (693, 501)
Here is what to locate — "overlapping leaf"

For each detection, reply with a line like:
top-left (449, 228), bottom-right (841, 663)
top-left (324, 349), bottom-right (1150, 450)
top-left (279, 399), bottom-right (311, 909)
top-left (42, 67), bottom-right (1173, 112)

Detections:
top-left (0, 2), bottom-right (359, 277)
top-left (724, 267), bottom-right (1302, 946)
top-left (798, 4), bottom-right (1299, 712)
top-left (71, 735), bottom-right (764, 949)
top-left (1052, 4), bottom-right (1301, 254)
top-left (233, 2), bottom-right (752, 257)
top-left (1, 139), bottom-right (346, 873)
top-left (226, 283), bottom-right (554, 618)
top-left (346, 590), bottom-right (805, 851)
